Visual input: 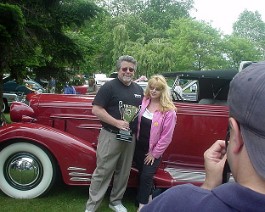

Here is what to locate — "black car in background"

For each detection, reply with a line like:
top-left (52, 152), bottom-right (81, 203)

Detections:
top-left (164, 69), bottom-right (238, 103)
top-left (3, 77), bottom-right (46, 95)
top-left (2, 76), bottom-right (46, 112)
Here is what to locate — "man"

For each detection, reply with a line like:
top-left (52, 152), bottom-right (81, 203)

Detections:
top-left (63, 82), bottom-right (76, 94)
top-left (85, 55), bottom-right (143, 212)
top-left (141, 61), bottom-right (265, 211)
top-left (173, 77), bottom-right (182, 98)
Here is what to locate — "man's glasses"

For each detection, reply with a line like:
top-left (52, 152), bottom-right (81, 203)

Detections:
top-left (121, 67), bottom-right (135, 72)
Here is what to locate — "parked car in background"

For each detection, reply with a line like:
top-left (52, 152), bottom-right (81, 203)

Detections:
top-left (164, 69), bottom-right (237, 104)
top-left (4, 79), bottom-right (46, 94)
top-left (0, 69), bottom-right (237, 199)
top-left (2, 93), bottom-right (20, 112)
top-left (73, 84), bottom-right (88, 94)
top-left (4, 76), bottom-right (46, 94)
top-left (2, 76), bottom-right (47, 112)
top-left (137, 81), bottom-right (148, 91)
top-left (75, 74), bottom-right (147, 93)
top-left (25, 79), bottom-right (47, 93)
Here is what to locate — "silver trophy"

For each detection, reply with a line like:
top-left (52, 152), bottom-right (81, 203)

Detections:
top-left (117, 101), bottom-right (141, 142)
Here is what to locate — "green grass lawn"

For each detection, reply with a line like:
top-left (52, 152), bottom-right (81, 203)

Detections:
top-left (3, 112), bottom-right (11, 123)
top-left (0, 183), bottom-right (138, 212)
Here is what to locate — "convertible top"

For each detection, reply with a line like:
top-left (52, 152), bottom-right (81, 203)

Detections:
top-left (163, 69), bottom-right (238, 80)
top-left (164, 70), bottom-right (239, 101)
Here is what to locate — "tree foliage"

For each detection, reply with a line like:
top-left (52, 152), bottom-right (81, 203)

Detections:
top-left (112, 24), bottom-right (130, 62)
top-left (1, 0), bottom-right (265, 96)
top-left (233, 10), bottom-right (265, 59)
top-left (223, 34), bottom-right (263, 68)
top-left (0, 3), bottom-right (26, 111)
top-left (168, 18), bottom-right (227, 70)
top-left (141, 0), bottom-right (193, 30)
top-left (0, 0), bottom-right (102, 88)
top-left (76, 1), bottom-right (265, 76)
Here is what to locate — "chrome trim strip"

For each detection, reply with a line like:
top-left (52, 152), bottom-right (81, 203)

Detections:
top-left (70, 177), bottom-right (91, 182)
top-left (164, 167), bottom-right (205, 182)
top-left (69, 172), bottom-right (92, 177)
top-left (67, 167), bottom-right (86, 171)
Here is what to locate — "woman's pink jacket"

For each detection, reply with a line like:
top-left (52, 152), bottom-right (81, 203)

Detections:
top-left (137, 97), bottom-right (177, 159)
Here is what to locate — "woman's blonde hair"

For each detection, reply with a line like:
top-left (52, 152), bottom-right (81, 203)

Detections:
top-left (145, 75), bottom-right (176, 112)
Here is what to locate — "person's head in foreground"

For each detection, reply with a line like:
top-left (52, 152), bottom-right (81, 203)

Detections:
top-left (141, 61), bottom-right (265, 212)
top-left (227, 61), bottom-right (265, 182)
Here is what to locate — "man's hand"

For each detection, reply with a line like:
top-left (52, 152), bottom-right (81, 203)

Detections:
top-left (115, 120), bottom-right (130, 131)
top-left (92, 105), bottom-right (129, 130)
top-left (201, 140), bottom-right (227, 190)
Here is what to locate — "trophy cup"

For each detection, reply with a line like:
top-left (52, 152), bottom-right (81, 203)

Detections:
top-left (117, 101), bottom-right (141, 142)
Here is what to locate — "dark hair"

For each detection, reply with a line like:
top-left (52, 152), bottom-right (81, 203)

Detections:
top-left (116, 55), bottom-right (137, 71)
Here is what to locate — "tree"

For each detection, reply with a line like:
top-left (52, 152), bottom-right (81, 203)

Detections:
top-left (96, 0), bottom-right (144, 16)
top-left (141, 0), bottom-right (193, 30)
top-left (233, 10), bottom-right (265, 58)
top-left (0, 3), bottom-right (25, 112)
top-left (0, 0), bottom-right (102, 91)
top-left (168, 18), bottom-right (227, 71)
top-left (112, 24), bottom-right (130, 63)
top-left (87, 0), bottom-right (195, 75)
top-left (222, 35), bottom-right (263, 69)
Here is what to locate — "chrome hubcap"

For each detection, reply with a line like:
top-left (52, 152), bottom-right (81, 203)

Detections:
top-left (5, 153), bottom-right (42, 190)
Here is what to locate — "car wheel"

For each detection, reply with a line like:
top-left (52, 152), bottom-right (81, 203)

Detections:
top-left (2, 101), bottom-right (6, 113)
top-left (2, 99), bottom-right (9, 113)
top-left (0, 142), bottom-right (56, 199)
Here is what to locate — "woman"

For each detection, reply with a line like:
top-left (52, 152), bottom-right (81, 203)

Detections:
top-left (87, 78), bottom-right (99, 94)
top-left (134, 75), bottom-right (177, 211)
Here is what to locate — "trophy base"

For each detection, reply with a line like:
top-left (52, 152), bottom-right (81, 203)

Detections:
top-left (116, 130), bottom-right (132, 142)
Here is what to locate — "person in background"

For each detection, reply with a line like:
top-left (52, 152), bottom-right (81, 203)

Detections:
top-left (63, 82), bottom-right (76, 94)
top-left (49, 76), bottom-right (56, 93)
top-left (85, 55), bottom-right (143, 212)
top-left (134, 75), bottom-right (148, 82)
top-left (134, 75), bottom-right (176, 212)
top-left (173, 77), bottom-right (182, 98)
top-left (87, 78), bottom-right (99, 95)
top-left (141, 62), bottom-right (265, 211)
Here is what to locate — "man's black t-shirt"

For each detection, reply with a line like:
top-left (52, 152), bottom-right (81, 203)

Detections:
top-left (92, 78), bottom-right (143, 133)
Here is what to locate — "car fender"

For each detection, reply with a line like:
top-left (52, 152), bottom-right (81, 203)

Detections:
top-left (0, 122), bottom-right (97, 186)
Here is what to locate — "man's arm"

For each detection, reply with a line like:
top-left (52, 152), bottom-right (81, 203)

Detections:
top-left (201, 140), bottom-right (227, 190)
top-left (92, 105), bottom-right (130, 131)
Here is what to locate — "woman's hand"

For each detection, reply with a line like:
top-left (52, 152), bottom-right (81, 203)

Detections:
top-left (144, 152), bottom-right (155, 165)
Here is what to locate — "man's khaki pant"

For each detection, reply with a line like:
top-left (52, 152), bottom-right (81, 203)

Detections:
top-left (86, 128), bottom-right (136, 211)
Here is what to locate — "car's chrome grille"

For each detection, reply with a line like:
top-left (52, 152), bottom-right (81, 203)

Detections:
top-left (67, 167), bottom-right (92, 182)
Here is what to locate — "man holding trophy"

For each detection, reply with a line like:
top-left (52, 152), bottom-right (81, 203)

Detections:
top-left (117, 101), bottom-right (141, 142)
top-left (85, 55), bottom-right (143, 212)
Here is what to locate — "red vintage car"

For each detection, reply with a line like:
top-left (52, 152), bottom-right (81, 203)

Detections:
top-left (0, 70), bottom-right (237, 199)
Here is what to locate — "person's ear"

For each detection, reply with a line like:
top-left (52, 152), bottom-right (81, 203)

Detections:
top-left (230, 117), bottom-right (244, 153)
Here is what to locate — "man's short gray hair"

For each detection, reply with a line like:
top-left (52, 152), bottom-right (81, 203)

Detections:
top-left (116, 55), bottom-right (137, 71)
